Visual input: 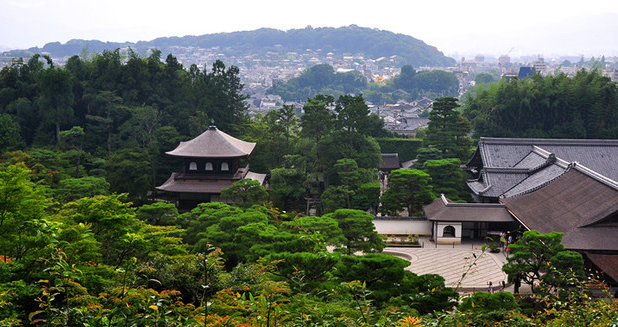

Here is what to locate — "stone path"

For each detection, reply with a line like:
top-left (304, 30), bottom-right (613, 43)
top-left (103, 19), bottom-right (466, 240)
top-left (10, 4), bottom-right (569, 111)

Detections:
top-left (385, 242), bottom-right (509, 292)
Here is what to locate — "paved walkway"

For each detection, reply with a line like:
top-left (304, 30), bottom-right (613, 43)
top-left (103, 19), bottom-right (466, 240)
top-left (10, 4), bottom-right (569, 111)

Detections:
top-left (384, 238), bottom-right (511, 292)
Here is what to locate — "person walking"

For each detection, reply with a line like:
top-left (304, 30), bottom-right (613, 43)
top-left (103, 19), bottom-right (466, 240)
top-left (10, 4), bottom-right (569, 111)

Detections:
top-left (487, 281), bottom-right (493, 293)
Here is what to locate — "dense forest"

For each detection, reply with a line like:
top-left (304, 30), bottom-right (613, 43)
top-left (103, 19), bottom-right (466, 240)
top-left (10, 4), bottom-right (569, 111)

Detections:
top-left (462, 69), bottom-right (618, 139)
top-left (0, 25), bottom-right (455, 68)
top-left (266, 64), bottom-right (459, 102)
top-left (1, 51), bottom-right (618, 325)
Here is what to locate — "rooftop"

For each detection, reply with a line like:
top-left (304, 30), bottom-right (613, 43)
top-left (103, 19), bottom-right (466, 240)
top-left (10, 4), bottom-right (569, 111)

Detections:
top-left (166, 126), bottom-right (256, 158)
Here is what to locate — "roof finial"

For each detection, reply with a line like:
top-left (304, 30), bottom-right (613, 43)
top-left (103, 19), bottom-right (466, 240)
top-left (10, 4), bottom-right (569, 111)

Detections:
top-left (208, 120), bottom-right (216, 130)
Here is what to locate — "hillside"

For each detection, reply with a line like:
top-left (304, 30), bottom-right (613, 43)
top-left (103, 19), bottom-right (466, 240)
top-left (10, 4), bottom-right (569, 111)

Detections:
top-left (0, 25), bottom-right (455, 67)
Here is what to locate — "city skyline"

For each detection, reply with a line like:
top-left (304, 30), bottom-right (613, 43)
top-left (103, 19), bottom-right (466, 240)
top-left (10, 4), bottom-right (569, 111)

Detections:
top-left (1, 0), bottom-right (618, 58)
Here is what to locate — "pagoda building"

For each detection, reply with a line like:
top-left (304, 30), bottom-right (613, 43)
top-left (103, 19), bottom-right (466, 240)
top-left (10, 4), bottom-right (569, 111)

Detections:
top-left (156, 126), bottom-right (266, 210)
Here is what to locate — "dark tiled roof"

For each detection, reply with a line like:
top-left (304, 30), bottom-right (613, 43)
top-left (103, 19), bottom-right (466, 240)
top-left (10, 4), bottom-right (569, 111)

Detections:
top-left (502, 164), bottom-right (566, 198)
top-left (513, 150), bottom-right (547, 168)
top-left (424, 195), bottom-right (514, 222)
top-left (166, 126), bottom-right (256, 158)
top-left (156, 171), bottom-right (267, 194)
top-left (467, 137), bottom-right (618, 198)
top-left (381, 153), bottom-right (400, 170)
top-left (584, 252), bottom-right (618, 284)
top-left (468, 169), bottom-right (529, 197)
top-left (501, 169), bottom-right (618, 251)
top-left (563, 227), bottom-right (618, 251)
top-left (476, 137), bottom-right (618, 180)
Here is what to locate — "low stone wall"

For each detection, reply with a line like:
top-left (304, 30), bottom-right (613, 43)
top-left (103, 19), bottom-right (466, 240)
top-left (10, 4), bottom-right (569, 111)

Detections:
top-left (373, 216), bottom-right (432, 236)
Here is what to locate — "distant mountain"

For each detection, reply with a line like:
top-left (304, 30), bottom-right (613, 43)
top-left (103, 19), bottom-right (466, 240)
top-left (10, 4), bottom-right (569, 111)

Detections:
top-left (0, 25), bottom-right (455, 67)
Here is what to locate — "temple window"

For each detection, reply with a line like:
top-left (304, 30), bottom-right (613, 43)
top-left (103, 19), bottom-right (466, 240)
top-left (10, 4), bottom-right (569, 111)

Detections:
top-left (221, 162), bottom-right (229, 171)
top-left (443, 225), bottom-right (456, 237)
top-left (205, 162), bottom-right (213, 171)
top-left (189, 162), bottom-right (197, 171)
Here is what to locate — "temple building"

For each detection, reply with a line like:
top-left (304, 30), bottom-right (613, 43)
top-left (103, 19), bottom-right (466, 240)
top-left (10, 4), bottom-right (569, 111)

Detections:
top-left (156, 126), bottom-right (266, 211)
top-left (423, 136), bottom-right (618, 284)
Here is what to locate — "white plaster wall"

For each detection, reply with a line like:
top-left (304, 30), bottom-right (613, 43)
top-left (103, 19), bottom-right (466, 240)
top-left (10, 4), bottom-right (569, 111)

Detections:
top-left (436, 222), bottom-right (463, 244)
top-left (373, 220), bottom-right (432, 236)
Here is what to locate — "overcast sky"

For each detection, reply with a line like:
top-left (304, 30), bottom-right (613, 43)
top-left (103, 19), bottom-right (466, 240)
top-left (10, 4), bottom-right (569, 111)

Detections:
top-left (2, 0), bottom-right (618, 58)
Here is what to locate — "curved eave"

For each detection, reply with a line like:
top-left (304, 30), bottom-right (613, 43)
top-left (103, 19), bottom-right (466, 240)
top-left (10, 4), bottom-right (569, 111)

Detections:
top-left (164, 151), bottom-right (251, 159)
top-left (165, 126), bottom-right (256, 158)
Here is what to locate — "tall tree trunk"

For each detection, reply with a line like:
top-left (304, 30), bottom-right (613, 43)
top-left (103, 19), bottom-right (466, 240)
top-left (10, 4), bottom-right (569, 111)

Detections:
top-left (55, 122), bottom-right (61, 143)
top-left (75, 155), bottom-right (81, 178)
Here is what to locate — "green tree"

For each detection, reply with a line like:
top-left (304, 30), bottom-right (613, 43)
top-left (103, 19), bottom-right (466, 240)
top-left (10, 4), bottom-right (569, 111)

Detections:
top-left (37, 62), bottom-right (75, 143)
top-left (0, 164), bottom-right (48, 260)
top-left (393, 65), bottom-right (416, 91)
top-left (323, 209), bottom-right (385, 255)
top-left (422, 158), bottom-right (467, 201)
top-left (414, 147), bottom-right (443, 167)
top-left (380, 169), bottom-right (434, 216)
top-left (351, 182), bottom-right (381, 212)
top-left (280, 215), bottom-right (347, 251)
top-left (59, 126), bottom-right (86, 178)
top-left (502, 230), bottom-right (581, 293)
top-left (300, 94), bottom-right (335, 143)
top-left (53, 176), bottom-right (110, 202)
top-left (220, 178), bottom-right (268, 208)
top-left (423, 97), bottom-right (473, 160)
top-left (315, 131), bottom-right (381, 185)
top-left (83, 90), bottom-right (124, 153)
top-left (321, 185), bottom-right (349, 213)
top-left (412, 70), bottom-right (459, 96)
top-left (458, 291), bottom-right (518, 312)
top-left (104, 147), bottom-right (151, 202)
top-left (334, 94), bottom-right (371, 134)
top-left (135, 201), bottom-right (179, 226)
top-left (59, 194), bottom-right (138, 266)
top-left (0, 114), bottom-right (23, 153)
top-left (277, 104), bottom-right (299, 151)
top-left (203, 60), bottom-right (249, 132)
top-left (269, 167), bottom-right (305, 211)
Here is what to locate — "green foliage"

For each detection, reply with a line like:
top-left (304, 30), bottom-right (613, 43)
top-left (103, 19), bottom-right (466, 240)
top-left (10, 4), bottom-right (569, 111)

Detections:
top-left (0, 164), bottom-right (49, 261)
top-left (335, 255), bottom-right (458, 313)
top-left (268, 64), bottom-right (367, 101)
top-left (321, 185), bottom-right (349, 214)
top-left (287, 215), bottom-right (346, 246)
top-left (323, 209), bottom-right (385, 255)
top-left (53, 176), bottom-right (110, 202)
top-left (220, 178), bottom-right (268, 208)
top-left (459, 291), bottom-right (519, 312)
top-left (380, 169), bottom-right (434, 216)
top-left (423, 96), bottom-right (473, 160)
top-left (463, 69), bottom-right (618, 139)
top-left (414, 147), bottom-right (443, 167)
top-left (351, 182), bottom-right (381, 212)
top-left (268, 167), bottom-right (305, 211)
top-left (270, 62), bottom-right (459, 103)
top-left (0, 113), bottom-right (23, 153)
top-left (59, 194), bottom-right (140, 265)
top-left (266, 251), bottom-right (341, 292)
top-left (37, 63), bottom-right (74, 143)
top-left (316, 130), bottom-right (382, 181)
top-left (502, 231), bottom-right (585, 294)
top-left (0, 158), bottom-right (614, 325)
top-left (375, 137), bottom-right (422, 162)
top-left (103, 147), bottom-right (151, 202)
top-left (410, 70), bottom-right (459, 97)
top-left (135, 201), bottom-right (179, 226)
top-left (475, 72), bottom-right (497, 85)
top-left (422, 158), bottom-right (468, 201)
top-left (394, 65), bottom-right (417, 91)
